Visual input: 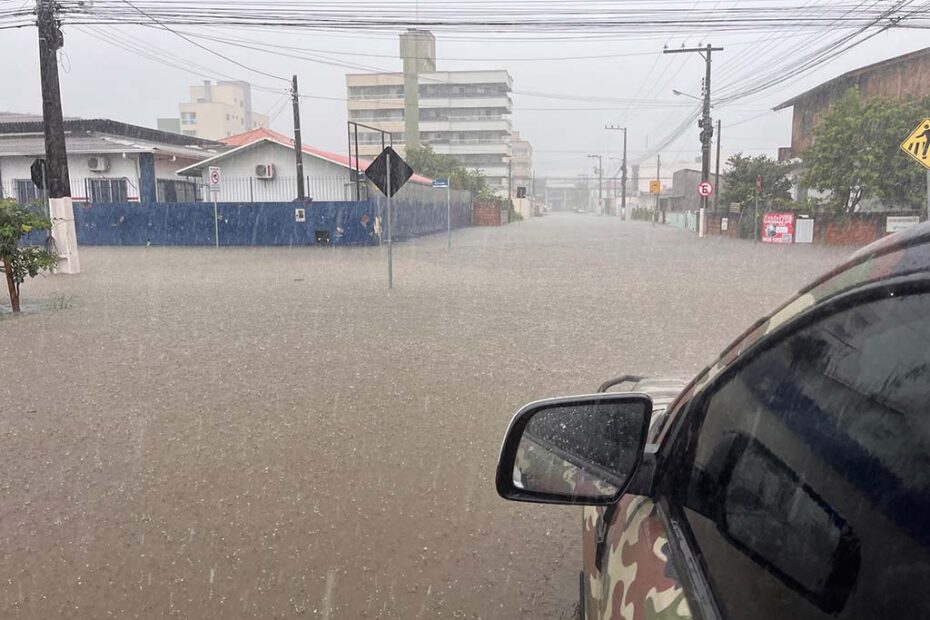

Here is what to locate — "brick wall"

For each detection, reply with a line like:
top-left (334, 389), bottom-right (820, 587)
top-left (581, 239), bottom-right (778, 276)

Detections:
top-left (816, 216), bottom-right (883, 246)
top-left (472, 203), bottom-right (505, 226)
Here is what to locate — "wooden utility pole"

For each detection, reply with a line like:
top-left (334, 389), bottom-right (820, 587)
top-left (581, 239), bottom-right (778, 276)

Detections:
top-left (606, 125), bottom-right (628, 218)
top-left (714, 119), bottom-right (722, 211)
top-left (37, 0), bottom-right (70, 198)
top-left (664, 44), bottom-right (723, 215)
top-left (291, 75), bottom-right (306, 201)
top-left (654, 154), bottom-right (660, 227)
top-left (36, 0), bottom-right (79, 273)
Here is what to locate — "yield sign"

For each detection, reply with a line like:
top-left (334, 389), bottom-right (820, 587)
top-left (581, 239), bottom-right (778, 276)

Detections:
top-left (697, 181), bottom-right (714, 197)
top-left (366, 146), bottom-right (414, 197)
top-left (900, 118), bottom-right (930, 169)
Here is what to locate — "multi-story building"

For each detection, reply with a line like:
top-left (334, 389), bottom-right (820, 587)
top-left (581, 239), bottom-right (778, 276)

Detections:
top-left (510, 131), bottom-right (533, 196)
top-left (162, 81), bottom-right (270, 140)
top-left (346, 31), bottom-right (513, 194)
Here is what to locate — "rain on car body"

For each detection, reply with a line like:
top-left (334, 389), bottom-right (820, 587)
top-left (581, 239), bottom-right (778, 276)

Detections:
top-left (498, 222), bottom-right (930, 620)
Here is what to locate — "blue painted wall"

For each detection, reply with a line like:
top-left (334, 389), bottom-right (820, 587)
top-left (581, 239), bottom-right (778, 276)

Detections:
top-left (371, 184), bottom-right (472, 241)
top-left (72, 201), bottom-right (380, 246)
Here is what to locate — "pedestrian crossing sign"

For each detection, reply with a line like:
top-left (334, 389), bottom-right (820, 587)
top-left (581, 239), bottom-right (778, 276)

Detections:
top-left (900, 118), bottom-right (930, 169)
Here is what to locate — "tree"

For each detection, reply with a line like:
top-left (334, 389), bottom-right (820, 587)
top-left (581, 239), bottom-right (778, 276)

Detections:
top-left (720, 153), bottom-right (793, 211)
top-left (802, 88), bottom-right (930, 212)
top-left (0, 199), bottom-right (58, 313)
top-left (404, 145), bottom-right (491, 197)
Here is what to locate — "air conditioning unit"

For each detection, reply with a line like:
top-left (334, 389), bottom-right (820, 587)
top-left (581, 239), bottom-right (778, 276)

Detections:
top-left (87, 156), bottom-right (110, 172)
top-left (255, 163), bottom-right (275, 179)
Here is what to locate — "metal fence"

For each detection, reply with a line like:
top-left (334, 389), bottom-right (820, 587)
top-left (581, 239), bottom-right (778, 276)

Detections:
top-left (1, 175), bottom-right (356, 205)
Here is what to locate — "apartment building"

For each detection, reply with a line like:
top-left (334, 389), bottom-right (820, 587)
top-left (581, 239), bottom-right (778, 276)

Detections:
top-left (346, 31), bottom-right (513, 194)
top-left (161, 81), bottom-right (270, 140)
top-left (510, 131), bottom-right (533, 196)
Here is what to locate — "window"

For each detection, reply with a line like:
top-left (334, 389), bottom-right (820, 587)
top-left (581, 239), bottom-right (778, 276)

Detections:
top-left (182, 129), bottom-right (197, 137)
top-left (669, 292), bottom-right (930, 620)
top-left (156, 179), bottom-right (198, 203)
top-left (85, 178), bottom-right (128, 203)
top-left (14, 179), bottom-right (43, 204)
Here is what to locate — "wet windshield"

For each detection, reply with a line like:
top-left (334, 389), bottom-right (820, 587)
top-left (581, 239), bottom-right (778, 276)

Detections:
top-left (2, 1), bottom-right (928, 617)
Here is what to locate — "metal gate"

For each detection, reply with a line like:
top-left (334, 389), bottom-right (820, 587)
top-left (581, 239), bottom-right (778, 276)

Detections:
top-left (796, 218), bottom-right (814, 244)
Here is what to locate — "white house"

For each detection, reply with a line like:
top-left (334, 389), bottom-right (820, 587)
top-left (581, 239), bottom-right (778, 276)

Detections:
top-left (175, 127), bottom-right (433, 202)
top-left (0, 115), bottom-right (222, 203)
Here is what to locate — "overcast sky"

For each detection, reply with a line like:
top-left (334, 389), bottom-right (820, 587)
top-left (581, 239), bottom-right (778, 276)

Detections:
top-left (0, 3), bottom-right (924, 178)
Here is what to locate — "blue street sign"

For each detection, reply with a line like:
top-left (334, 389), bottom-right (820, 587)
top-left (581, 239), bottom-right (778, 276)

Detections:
top-left (432, 178), bottom-right (450, 188)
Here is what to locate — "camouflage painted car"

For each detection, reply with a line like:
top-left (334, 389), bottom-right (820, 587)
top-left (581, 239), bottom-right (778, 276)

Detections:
top-left (497, 221), bottom-right (930, 620)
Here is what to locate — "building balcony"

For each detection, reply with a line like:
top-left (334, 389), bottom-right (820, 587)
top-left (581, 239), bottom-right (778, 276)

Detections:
top-left (419, 119), bottom-right (512, 132)
top-left (418, 96), bottom-right (512, 110)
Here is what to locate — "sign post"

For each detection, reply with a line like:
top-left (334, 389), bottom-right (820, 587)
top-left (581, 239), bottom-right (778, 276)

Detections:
top-left (433, 178), bottom-right (451, 249)
top-left (899, 119), bottom-right (930, 221)
top-left (754, 175), bottom-right (762, 243)
top-left (697, 182), bottom-right (713, 238)
top-left (209, 166), bottom-right (221, 248)
top-left (365, 146), bottom-right (414, 289)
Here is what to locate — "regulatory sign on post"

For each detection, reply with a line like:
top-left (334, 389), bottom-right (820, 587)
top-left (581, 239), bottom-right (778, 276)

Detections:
top-left (366, 146), bottom-right (414, 198)
top-left (209, 166), bottom-right (222, 192)
top-left (649, 180), bottom-right (661, 194)
top-left (697, 181), bottom-right (714, 197)
top-left (901, 118), bottom-right (930, 169)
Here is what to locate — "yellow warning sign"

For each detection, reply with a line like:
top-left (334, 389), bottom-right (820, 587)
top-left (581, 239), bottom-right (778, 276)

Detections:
top-left (900, 118), bottom-right (930, 169)
top-left (649, 180), bottom-right (662, 194)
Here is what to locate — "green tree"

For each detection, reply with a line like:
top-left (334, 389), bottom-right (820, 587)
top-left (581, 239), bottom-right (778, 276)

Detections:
top-left (404, 145), bottom-right (491, 196)
top-left (0, 199), bottom-right (58, 313)
top-left (720, 153), bottom-right (793, 211)
top-left (802, 88), bottom-right (930, 212)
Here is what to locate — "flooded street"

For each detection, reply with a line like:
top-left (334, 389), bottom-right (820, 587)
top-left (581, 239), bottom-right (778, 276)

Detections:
top-left (1, 215), bottom-right (850, 618)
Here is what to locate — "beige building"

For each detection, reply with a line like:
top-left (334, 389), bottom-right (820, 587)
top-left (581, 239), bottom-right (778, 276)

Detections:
top-left (175, 81), bottom-right (269, 140)
top-left (510, 131), bottom-right (533, 196)
top-left (346, 31), bottom-right (513, 194)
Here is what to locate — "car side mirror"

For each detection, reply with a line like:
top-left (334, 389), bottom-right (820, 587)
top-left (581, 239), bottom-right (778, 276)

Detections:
top-left (496, 393), bottom-right (653, 505)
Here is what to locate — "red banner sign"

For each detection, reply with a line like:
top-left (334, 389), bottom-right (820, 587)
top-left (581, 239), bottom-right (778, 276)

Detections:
top-left (762, 212), bottom-right (795, 244)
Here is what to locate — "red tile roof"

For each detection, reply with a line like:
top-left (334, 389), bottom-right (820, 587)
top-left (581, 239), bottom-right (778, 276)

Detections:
top-left (221, 128), bottom-right (433, 185)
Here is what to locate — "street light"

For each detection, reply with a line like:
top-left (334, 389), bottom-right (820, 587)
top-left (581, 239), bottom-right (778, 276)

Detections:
top-left (672, 89), bottom-right (700, 101)
top-left (673, 89), bottom-right (715, 109)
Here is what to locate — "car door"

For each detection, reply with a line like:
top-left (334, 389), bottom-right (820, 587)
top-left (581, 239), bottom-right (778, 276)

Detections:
top-left (651, 280), bottom-right (930, 620)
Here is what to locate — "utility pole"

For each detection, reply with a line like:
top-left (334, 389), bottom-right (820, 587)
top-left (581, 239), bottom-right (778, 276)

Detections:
top-left (664, 44), bottom-right (723, 218)
top-left (36, 0), bottom-right (79, 273)
top-left (291, 75), bottom-right (306, 201)
top-left (606, 125), bottom-right (627, 219)
top-left (588, 154), bottom-right (603, 215)
top-left (714, 119), bottom-right (722, 212)
top-left (654, 154), bottom-right (660, 227)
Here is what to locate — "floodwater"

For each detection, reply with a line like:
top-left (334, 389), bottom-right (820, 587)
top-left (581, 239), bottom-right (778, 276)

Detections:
top-left (0, 215), bottom-right (849, 618)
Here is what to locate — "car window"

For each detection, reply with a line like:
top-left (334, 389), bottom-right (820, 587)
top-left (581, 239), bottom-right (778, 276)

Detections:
top-left (668, 291), bottom-right (930, 620)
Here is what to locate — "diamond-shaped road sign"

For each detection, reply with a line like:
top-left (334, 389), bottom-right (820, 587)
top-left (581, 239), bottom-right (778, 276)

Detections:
top-left (366, 146), bottom-right (414, 198)
top-left (901, 118), bottom-right (930, 169)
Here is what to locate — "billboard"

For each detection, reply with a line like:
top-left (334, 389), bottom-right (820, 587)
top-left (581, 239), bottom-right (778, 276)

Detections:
top-left (762, 212), bottom-right (795, 244)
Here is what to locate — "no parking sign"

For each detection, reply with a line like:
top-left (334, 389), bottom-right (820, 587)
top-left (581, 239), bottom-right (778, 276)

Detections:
top-left (209, 166), bottom-right (221, 193)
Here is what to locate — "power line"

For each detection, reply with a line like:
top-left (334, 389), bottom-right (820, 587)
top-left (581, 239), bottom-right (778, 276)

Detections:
top-left (114, 0), bottom-right (291, 83)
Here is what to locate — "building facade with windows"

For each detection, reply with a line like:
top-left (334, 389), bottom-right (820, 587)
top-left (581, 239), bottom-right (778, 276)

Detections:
top-left (0, 117), bottom-right (222, 204)
top-left (346, 32), bottom-right (514, 194)
top-left (162, 81), bottom-right (270, 140)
